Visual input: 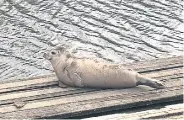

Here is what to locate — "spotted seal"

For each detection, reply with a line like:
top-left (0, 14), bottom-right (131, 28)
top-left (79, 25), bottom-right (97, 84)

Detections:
top-left (43, 47), bottom-right (164, 89)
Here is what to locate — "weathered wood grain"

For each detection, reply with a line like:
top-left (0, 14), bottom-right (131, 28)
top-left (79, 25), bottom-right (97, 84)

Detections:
top-left (84, 103), bottom-right (184, 120)
top-left (127, 56), bottom-right (183, 72)
top-left (0, 75), bottom-right (57, 93)
top-left (165, 114), bottom-right (184, 120)
top-left (0, 85), bottom-right (182, 118)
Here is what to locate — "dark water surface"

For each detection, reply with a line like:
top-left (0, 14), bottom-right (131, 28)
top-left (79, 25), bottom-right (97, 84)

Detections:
top-left (0, 0), bottom-right (183, 81)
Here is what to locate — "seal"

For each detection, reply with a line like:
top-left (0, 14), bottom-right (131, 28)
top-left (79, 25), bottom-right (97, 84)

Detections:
top-left (43, 47), bottom-right (164, 89)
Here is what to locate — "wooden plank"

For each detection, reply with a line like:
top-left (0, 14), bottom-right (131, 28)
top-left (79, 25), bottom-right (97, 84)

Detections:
top-left (0, 87), bottom-right (83, 105)
top-left (0, 56), bottom-right (182, 94)
top-left (0, 87), bottom-right (97, 106)
top-left (0, 87), bottom-right (72, 101)
top-left (0, 75), bottom-right (57, 93)
top-left (165, 114), bottom-right (184, 120)
top-left (143, 67), bottom-right (182, 78)
top-left (0, 84), bottom-right (182, 114)
top-left (0, 75), bottom-right (182, 112)
top-left (126, 56), bottom-right (183, 72)
top-left (0, 83), bottom-right (182, 114)
top-left (0, 65), bottom-right (182, 106)
top-left (0, 85), bottom-right (182, 118)
top-left (0, 78), bottom-right (181, 110)
top-left (83, 103), bottom-right (184, 120)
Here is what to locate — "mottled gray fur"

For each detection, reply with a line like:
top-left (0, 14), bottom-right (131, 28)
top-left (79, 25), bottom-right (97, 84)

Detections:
top-left (43, 47), bottom-right (164, 89)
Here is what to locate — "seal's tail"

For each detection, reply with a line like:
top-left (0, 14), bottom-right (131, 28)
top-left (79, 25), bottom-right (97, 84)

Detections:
top-left (136, 74), bottom-right (165, 89)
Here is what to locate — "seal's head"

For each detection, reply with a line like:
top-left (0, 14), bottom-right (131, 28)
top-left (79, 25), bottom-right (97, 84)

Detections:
top-left (43, 47), bottom-right (71, 63)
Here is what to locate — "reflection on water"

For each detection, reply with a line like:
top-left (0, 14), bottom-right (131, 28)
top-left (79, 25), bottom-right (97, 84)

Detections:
top-left (0, 0), bottom-right (183, 81)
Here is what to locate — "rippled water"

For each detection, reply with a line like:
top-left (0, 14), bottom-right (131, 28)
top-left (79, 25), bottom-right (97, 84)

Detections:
top-left (0, 0), bottom-right (183, 81)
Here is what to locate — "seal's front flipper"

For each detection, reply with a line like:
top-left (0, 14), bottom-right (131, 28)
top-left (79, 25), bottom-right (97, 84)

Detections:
top-left (136, 74), bottom-right (165, 89)
top-left (73, 72), bottom-right (84, 87)
top-left (58, 80), bottom-right (68, 88)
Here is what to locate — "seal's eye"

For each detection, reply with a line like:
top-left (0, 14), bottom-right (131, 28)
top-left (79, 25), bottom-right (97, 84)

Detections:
top-left (51, 51), bottom-right (56, 55)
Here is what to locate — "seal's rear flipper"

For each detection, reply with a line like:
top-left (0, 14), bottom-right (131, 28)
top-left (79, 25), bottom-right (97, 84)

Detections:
top-left (136, 74), bottom-right (165, 89)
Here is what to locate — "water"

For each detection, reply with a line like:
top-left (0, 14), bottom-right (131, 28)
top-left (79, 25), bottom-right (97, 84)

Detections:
top-left (0, 0), bottom-right (183, 81)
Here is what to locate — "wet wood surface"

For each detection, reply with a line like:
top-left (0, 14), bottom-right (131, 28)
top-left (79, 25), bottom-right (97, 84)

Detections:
top-left (0, 56), bottom-right (183, 119)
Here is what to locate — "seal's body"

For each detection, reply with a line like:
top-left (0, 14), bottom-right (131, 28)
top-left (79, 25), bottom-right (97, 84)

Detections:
top-left (58, 58), bottom-right (137, 88)
top-left (43, 47), bottom-right (164, 89)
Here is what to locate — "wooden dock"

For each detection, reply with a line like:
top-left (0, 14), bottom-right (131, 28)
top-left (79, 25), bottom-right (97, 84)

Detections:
top-left (0, 56), bottom-right (183, 119)
top-left (84, 103), bottom-right (184, 120)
